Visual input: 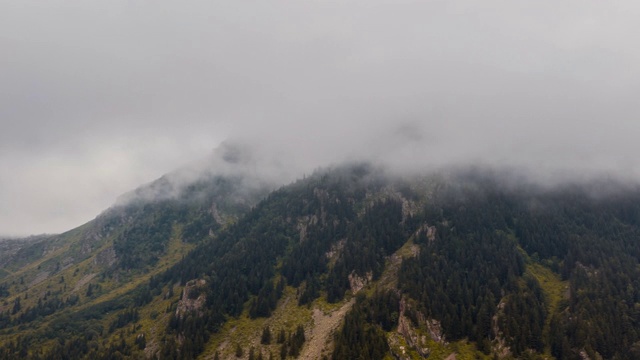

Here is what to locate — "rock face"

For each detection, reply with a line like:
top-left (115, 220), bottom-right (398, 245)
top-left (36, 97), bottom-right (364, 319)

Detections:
top-left (176, 279), bottom-right (207, 317)
top-left (210, 202), bottom-right (224, 225)
top-left (348, 271), bottom-right (372, 294)
top-left (415, 223), bottom-right (437, 243)
top-left (93, 246), bottom-right (117, 267)
top-left (29, 271), bottom-right (50, 287)
top-left (297, 215), bottom-right (319, 243)
top-left (299, 299), bottom-right (355, 360)
top-left (492, 299), bottom-right (512, 359)
top-left (0, 238), bottom-right (30, 268)
top-left (395, 297), bottom-right (445, 358)
top-left (426, 226), bottom-right (437, 242)
top-left (72, 273), bottom-right (97, 293)
top-left (325, 239), bottom-right (345, 262)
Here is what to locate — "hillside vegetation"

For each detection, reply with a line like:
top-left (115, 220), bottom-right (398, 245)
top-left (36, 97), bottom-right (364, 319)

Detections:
top-left (2, 164), bottom-right (640, 359)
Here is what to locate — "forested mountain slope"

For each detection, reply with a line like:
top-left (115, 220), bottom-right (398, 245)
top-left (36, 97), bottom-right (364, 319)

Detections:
top-left (2, 163), bottom-right (640, 360)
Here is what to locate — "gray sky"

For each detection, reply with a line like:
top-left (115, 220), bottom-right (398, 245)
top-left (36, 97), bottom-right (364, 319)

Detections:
top-left (2, 0), bottom-right (640, 236)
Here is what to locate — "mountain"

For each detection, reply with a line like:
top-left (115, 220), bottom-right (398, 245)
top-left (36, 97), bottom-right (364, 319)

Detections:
top-left (2, 157), bottom-right (640, 359)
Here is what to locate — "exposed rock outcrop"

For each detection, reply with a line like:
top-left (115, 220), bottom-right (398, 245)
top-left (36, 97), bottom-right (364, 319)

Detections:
top-left (325, 238), bottom-right (345, 262)
top-left (397, 297), bottom-right (445, 357)
top-left (176, 279), bottom-right (207, 318)
top-left (492, 299), bottom-right (512, 358)
top-left (415, 223), bottom-right (437, 243)
top-left (93, 246), bottom-right (117, 267)
top-left (298, 215), bottom-right (319, 243)
top-left (348, 271), bottom-right (372, 294)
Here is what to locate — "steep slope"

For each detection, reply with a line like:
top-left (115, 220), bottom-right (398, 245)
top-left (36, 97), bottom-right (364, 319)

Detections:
top-left (0, 143), bottom-right (277, 359)
top-left (3, 164), bottom-right (640, 359)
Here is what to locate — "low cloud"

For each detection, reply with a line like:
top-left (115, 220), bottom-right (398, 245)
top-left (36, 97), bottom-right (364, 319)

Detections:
top-left (2, 0), bottom-right (640, 235)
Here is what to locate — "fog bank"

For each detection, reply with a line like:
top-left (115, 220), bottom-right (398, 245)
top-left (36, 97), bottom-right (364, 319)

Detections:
top-left (2, 0), bottom-right (640, 235)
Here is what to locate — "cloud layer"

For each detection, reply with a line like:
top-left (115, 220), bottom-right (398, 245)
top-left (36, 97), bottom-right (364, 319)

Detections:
top-left (2, 0), bottom-right (640, 235)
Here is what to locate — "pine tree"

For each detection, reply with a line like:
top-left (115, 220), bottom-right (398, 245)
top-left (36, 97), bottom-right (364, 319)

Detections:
top-left (261, 326), bottom-right (272, 344)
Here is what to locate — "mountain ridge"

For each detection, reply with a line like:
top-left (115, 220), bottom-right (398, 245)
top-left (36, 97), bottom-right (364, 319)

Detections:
top-left (2, 161), bottom-right (640, 359)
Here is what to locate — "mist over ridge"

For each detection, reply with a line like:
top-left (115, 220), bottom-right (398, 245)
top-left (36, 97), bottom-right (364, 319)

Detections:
top-left (3, 0), bottom-right (640, 235)
top-left (108, 133), bottom-right (640, 218)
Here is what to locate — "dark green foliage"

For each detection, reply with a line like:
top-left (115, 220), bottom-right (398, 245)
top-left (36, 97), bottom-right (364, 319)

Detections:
top-left (550, 246), bottom-right (640, 359)
top-left (289, 325), bottom-right (306, 357)
top-left (261, 326), bottom-right (272, 345)
top-left (0, 170), bottom-right (482, 356)
top-left (166, 311), bottom-right (212, 357)
top-left (151, 166), bottom-right (402, 358)
top-left (85, 284), bottom-right (94, 297)
top-left (332, 292), bottom-right (398, 360)
top-left (6, 167), bottom-right (640, 359)
top-left (280, 186), bottom-right (354, 288)
top-left (11, 297), bottom-right (20, 315)
top-left (112, 200), bottom-right (179, 270)
top-left (326, 199), bottom-right (408, 303)
top-left (108, 308), bottom-right (139, 333)
top-left (111, 175), bottom-right (259, 270)
top-left (515, 187), bottom-right (640, 359)
top-left (0, 285), bottom-right (145, 359)
top-left (0, 312), bottom-right (10, 330)
top-left (0, 284), bottom-right (9, 298)
top-left (399, 177), bottom-right (640, 358)
top-left (279, 343), bottom-right (287, 360)
top-left (276, 325), bottom-right (306, 359)
top-left (500, 275), bottom-right (546, 355)
top-left (249, 280), bottom-right (280, 318)
top-left (298, 275), bottom-right (321, 306)
top-left (134, 334), bottom-right (146, 350)
top-left (400, 227), bottom-right (523, 343)
top-left (15, 295), bottom-right (65, 324)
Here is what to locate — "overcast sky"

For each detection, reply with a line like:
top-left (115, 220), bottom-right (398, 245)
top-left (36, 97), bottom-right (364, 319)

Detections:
top-left (2, 1), bottom-right (640, 236)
